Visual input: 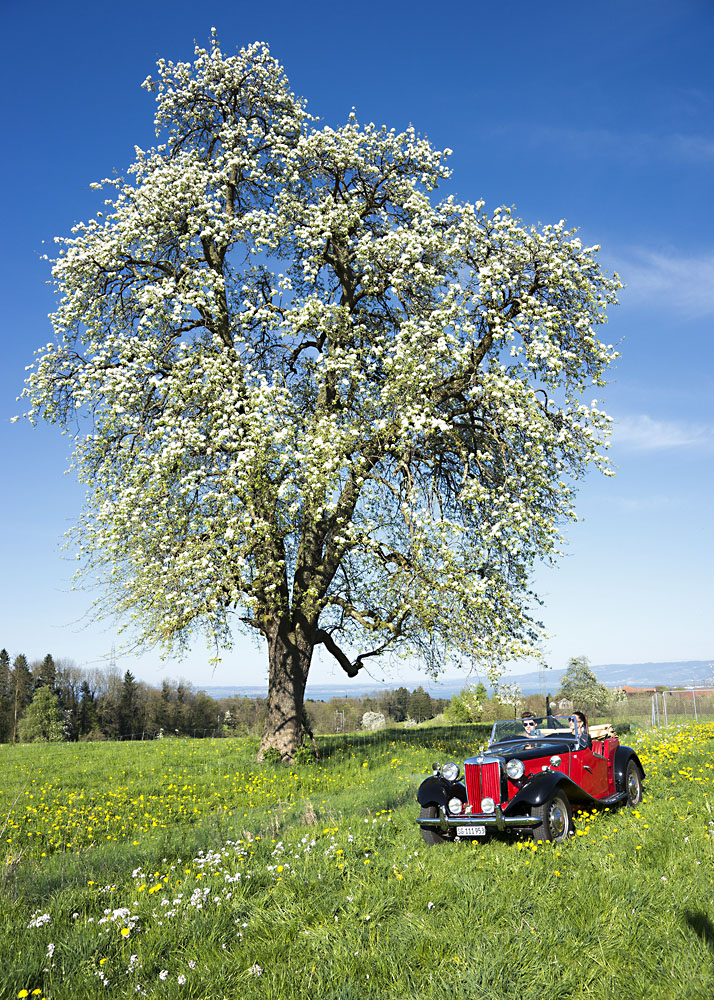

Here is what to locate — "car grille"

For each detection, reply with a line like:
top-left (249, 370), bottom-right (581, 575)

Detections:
top-left (464, 760), bottom-right (501, 808)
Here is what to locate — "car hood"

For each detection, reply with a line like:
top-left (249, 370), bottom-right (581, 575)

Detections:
top-left (468, 739), bottom-right (573, 763)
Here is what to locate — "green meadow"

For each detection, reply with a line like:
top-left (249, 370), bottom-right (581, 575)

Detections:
top-left (2, 724), bottom-right (713, 999)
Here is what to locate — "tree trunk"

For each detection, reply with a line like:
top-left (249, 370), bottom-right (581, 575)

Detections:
top-left (259, 618), bottom-right (314, 760)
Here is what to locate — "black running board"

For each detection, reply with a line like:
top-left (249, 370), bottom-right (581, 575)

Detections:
top-left (596, 792), bottom-right (628, 807)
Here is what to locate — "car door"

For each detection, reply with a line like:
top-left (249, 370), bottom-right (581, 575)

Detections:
top-left (578, 746), bottom-right (609, 797)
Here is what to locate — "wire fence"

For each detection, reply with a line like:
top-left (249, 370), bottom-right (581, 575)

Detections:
top-left (313, 722), bottom-right (494, 757)
top-left (609, 690), bottom-right (714, 730)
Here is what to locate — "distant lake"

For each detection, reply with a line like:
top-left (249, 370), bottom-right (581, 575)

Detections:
top-left (201, 659), bottom-right (713, 701)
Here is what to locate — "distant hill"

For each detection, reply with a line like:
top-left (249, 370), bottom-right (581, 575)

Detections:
top-left (500, 659), bottom-right (714, 694)
top-left (583, 659), bottom-right (713, 689)
top-left (202, 658), bottom-right (713, 700)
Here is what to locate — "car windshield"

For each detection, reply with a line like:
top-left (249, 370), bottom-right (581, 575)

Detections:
top-left (489, 716), bottom-right (574, 746)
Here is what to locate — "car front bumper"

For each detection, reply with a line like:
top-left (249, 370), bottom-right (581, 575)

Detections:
top-left (417, 807), bottom-right (542, 833)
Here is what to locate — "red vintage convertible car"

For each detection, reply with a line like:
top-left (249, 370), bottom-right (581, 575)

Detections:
top-left (417, 716), bottom-right (645, 844)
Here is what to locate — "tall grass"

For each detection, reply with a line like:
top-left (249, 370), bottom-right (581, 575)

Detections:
top-left (2, 724), bottom-right (713, 999)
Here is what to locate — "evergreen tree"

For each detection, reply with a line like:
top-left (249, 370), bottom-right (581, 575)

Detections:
top-left (0, 649), bottom-right (12, 742)
top-left (381, 687), bottom-right (407, 722)
top-left (17, 686), bottom-right (65, 742)
top-left (392, 687), bottom-right (410, 722)
top-left (78, 680), bottom-right (99, 736)
top-left (407, 686), bottom-right (434, 723)
top-left (11, 654), bottom-right (33, 743)
top-left (474, 682), bottom-right (488, 703)
top-left (118, 671), bottom-right (140, 738)
top-left (35, 653), bottom-right (57, 693)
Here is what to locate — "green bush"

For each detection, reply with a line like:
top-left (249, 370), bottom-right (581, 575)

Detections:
top-left (614, 721), bottom-right (636, 735)
top-left (292, 743), bottom-right (318, 766)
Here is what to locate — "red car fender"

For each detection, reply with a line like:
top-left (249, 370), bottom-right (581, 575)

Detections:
top-left (503, 769), bottom-right (609, 813)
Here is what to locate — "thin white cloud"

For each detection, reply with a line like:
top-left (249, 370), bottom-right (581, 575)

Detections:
top-left (493, 124), bottom-right (714, 166)
top-left (611, 414), bottom-right (714, 451)
top-left (609, 495), bottom-right (675, 512)
top-left (611, 248), bottom-right (714, 317)
top-left (672, 133), bottom-right (714, 161)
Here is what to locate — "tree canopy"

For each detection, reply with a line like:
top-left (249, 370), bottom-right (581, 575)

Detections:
top-left (17, 686), bottom-right (65, 743)
top-left (558, 655), bottom-right (612, 714)
top-left (23, 34), bottom-right (620, 757)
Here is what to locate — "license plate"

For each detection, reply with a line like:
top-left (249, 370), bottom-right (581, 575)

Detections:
top-left (456, 825), bottom-right (486, 837)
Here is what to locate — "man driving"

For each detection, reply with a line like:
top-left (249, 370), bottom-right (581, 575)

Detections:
top-left (521, 711), bottom-right (542, 737)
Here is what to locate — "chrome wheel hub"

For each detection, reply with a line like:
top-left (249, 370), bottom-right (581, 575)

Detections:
top-left (549, 801), bottom-right (566, 837)
top-left (628, 770), bottom-right (640, 802)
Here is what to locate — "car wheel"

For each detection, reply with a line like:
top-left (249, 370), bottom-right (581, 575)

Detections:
top-left (532, 792), bottom-right (572, 843)
top-left (625, 758), bottom-right (643, 807)
top-left (419, 805), bottom-right (451, 845)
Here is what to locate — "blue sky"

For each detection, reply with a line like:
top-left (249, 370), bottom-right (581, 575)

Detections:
top-left (1, 0), bottom-right (712, 691)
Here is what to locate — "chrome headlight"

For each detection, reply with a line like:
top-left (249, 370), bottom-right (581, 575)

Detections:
top-left (448, 797), bottom-right (463, 815)
top-left (550, 755), bottom-right (562, 767)
top-left (441, 761), bottom-right (460, 782)
top-left (506, 759), bottom-right (525, 780)
top-left (480, 797), bottom-right (495, 814)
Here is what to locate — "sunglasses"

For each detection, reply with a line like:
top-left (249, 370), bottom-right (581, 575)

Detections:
top-left (523, 720), bottom-right (537, 727)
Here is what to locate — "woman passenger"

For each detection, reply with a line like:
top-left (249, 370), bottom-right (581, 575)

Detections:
top-left (569, 711), bottom-right (592, 750)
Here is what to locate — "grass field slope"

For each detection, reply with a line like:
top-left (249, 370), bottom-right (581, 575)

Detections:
top-left (2, 724), bottom-right (713, 999)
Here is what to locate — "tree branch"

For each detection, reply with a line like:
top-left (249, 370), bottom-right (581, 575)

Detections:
top-left (314, 628), bottom-right (362, 677)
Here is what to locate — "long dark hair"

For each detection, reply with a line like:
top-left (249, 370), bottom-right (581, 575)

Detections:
top-left (572, 710), bottom-right (588, 730)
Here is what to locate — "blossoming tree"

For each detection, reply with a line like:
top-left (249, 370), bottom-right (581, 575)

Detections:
top-left (24, 35), bottom-right (620, 758)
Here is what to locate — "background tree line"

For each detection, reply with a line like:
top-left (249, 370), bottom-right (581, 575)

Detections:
top-left (0, 647), bottom-right (619, 744)
top-left (0, 649), bottom-right (449, 743)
